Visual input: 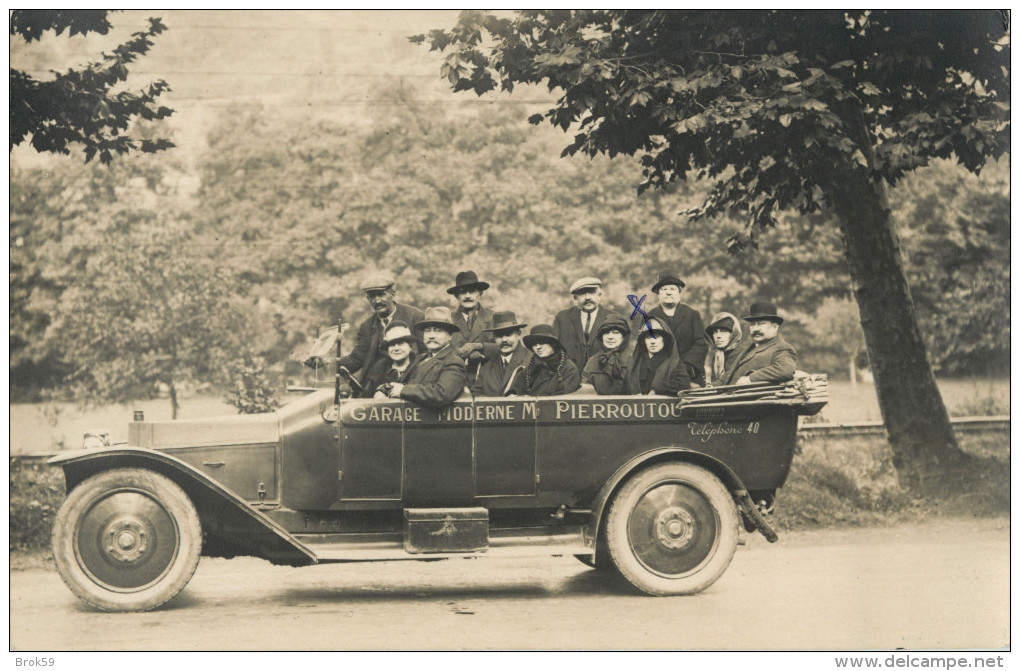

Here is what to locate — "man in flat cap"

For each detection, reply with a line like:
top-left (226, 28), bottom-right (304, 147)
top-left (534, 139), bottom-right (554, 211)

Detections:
top-left (552, 276), bottom-right (623, 373)
top-left (386, 306), bottom-right (467, 408)
top-left (337, 272), bottom-right (424, 388)
top-left (644, 270), bottom-right (708, 386)
top-left (471, 311), bottom-right (529, 397)
top-left (722, 301), bottom-right (797, 385)
top-left (446, 270), bottom-right (498, 378)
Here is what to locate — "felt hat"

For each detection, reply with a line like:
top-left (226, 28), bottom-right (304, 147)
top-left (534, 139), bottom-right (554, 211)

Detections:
top-left (705, 315), bottom-right (736, 336)
top-left (382, 321), bottom-right (417, 346)
top-left (569, 276), bottom-right (602, 294)
top-left (415, 306), bottom-right (462, 333)
top-left (359, 272), bottom-right (395, 292)
top-left (743, 301), bottom-right (784, 324)
top-left (446, 270), bottom-right (490, 295)
top-left (523, 324), bottom-right (564, 351)
top-left (484, 310), bottom-right (527, 334)
top-left (636, 318), bottom-right (675, 344)
top-left (651, 270), bottom-right (686, 293)
top-left (596, 313), bottom-right (631, 339)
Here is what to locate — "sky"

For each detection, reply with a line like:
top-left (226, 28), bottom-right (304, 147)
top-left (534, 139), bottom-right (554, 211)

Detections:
top-left (10, 9), bottom-right (555, 166)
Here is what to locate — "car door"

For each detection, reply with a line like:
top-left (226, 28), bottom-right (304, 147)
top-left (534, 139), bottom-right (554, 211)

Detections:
top-left (472, 397), bottom-right (538, 497)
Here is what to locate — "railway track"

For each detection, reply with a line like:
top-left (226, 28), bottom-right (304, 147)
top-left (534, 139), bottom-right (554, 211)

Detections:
top-left (11, 415), bottom-right (1009, 465)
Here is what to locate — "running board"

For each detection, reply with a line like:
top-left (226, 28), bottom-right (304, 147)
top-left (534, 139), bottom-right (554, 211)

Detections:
top-left (296, 525), bottom-right (590, 563)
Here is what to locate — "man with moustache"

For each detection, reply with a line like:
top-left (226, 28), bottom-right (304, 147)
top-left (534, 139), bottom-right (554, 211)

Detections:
top-left (337, 272), bottom-right (424, 389)
top-left (722, 301), bottom-right (797, 385)
top-left (552, 277), bottom-right (622, 373)
top-left (471, 311), bottom-right (529, 396)
top-left (645, 271), bottom-right (708, 386)
top-left (447, 271), bottom-right (498, 378)
top-left (386, 306), bottom-right (467, 408)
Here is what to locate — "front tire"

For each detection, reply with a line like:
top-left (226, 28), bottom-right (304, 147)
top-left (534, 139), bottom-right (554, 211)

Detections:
top-left (605, 462), bottom-right (738, 595)
top-left (52, 468), bottom-right (202, 612)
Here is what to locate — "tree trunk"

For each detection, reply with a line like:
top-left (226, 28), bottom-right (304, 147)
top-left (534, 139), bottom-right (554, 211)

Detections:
top-left (829, 169), bottom-right (965, 486)
top-left (169, 379), bottom-right (179, 420)
top-left (848, 354), bottom-right (857, 391)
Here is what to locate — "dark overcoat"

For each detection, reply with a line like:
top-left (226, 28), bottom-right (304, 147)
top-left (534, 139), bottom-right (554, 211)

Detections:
top-left (361, 353), bottom-right (417, 398)
top-left (552, 306), bottom-right (623, 374)
top-left (646, 304), bottom-right (708, 384)
top-left (625, 329), bottom-right (691, 395)
top-left (471, 343), bottom-right (529, 397)
top-left (450, 303), bottom-right (499, 378)
top-left (337, 303), bottom-right (424, 384)
top-left (720, 335), bottom-right (798, 385)
top-left (399, 344), bottom-right (468, 408)
top-left (581, 343), bottom-right (633, 395)
top-left (507, 352), bottom-right (581, 397)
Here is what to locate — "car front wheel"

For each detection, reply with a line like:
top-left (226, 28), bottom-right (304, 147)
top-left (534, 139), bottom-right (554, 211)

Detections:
top-left (605, 462), bottom-right (738, 595)
top-left (52, 468), bottom-right (202, 612)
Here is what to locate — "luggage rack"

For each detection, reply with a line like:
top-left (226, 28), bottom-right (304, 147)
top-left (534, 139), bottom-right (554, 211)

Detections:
top-left (678, 374), bottom-right (828, 414)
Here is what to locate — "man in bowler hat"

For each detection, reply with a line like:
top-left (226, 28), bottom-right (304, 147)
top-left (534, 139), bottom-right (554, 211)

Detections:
top-left (387, 306), bottom-right (467, 408)
top-left (446, 270), bottom-right (498, 377)
top-left (337, 272), bottom-right (424, 387)
top-left (471, 311), bottom-right (530, 396)
top-left (722, 301), bottom-right (797, 385)
top-left (644, 270), bottom-right (708, 386)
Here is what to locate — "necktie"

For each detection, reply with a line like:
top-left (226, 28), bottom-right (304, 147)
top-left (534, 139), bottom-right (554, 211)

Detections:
top-left (583, 312), bottom-right (591, 336)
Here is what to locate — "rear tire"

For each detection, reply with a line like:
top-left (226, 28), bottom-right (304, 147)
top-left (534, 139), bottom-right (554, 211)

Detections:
top-left (605, 462), bottom-right (738, 595)
top-left (52, 468), bottom-right (202, 612)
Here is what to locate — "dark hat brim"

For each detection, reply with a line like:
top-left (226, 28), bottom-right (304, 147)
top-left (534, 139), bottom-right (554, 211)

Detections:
top-left (486, 323), bottom-right (528, 334)
top-left (415, 321), bottom-right (462, 333)
top-left (651, 278), bottom-right (686, 293)
top-left (446, 281), bottom-right (490, 295)
top-left (522, 334), bottom-right (563, 350)
top-left (597, 323), bottom-right (631, 338)
top-left (743, 314), bottom-right (784, 324)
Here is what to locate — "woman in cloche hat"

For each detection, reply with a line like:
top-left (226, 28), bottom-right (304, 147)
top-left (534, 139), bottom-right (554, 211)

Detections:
top-left (625, 319), bottom-right (692, 395)
top-left (703, 312), bottom-right (744, 386)
top-left (508, 324), bottom-right (581, 396)
top-left (581, 314), bottom-right (632, 395)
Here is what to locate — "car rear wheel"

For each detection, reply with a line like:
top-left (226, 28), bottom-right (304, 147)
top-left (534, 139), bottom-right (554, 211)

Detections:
top-left (605, 462), bottom-right (738, 595)
top-left (52, 468), bottom-right (202, 612)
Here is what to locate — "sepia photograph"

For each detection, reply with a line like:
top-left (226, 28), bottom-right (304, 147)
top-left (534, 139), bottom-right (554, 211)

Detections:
top-left (9, 9), bottom-right (1011, 663)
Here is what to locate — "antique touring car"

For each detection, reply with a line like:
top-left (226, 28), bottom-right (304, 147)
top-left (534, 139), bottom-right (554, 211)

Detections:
top-left (49, 358), bottom-right (826, 612)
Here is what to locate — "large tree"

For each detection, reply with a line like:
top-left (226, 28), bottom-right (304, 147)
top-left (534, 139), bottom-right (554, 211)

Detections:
top-left (414, 10), bottom-right (1010, 484)
top-left (10, 9), bottom-right (174, 162)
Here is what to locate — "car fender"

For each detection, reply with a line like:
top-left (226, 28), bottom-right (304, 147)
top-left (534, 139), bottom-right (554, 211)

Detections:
top-left (587, 447), bottom-right (750, 561)
top-left (49, 446), bottom-right (317, 567)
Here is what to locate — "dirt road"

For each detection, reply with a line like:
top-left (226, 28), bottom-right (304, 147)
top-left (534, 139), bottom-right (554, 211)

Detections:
top-left (11, 517), bottom-right (1008, 651)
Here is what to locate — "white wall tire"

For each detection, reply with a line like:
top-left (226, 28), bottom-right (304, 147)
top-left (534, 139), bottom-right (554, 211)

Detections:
top-left (52, 468), bottom-right (202, 612)
top-left (605, 462), bottom-right (738, 595)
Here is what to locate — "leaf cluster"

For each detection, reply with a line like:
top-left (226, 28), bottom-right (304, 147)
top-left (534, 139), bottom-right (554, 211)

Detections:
top-left (10, 10), bottom-right (175, 163)
top-left (415, 10), bottom-right (1009, 249)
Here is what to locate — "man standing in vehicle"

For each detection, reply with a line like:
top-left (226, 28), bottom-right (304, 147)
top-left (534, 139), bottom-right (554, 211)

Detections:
top-left (471, 311), bottom-right (529, 396)
top-left (723, 301), bottom-right (797, 385)
top-left (337, 272), bottom-right (424, 388)
top-left (387, 307), bottom-right (467, 408)
top-left (644, 270), bottom-right (708, 386)
top-left (447, 270), bottom-right (498, 378)
top-left (553, 277), bottom-right (622, 373)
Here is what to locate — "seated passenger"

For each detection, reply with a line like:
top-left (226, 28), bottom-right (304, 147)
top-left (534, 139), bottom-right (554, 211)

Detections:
top-left (507, 324), bottom-right (581, 396)
top-left (471, 311), bottom-right (529, 397)
top-left (362, 322), bottom-right (418, 398)
top-left (581, 314), bottom-right (632, 395)
top-left (625, 319), bottom-right (692, 396)
top-left (703, 312), bottom-right (743, 386)
top-left (385, 307), bottom-right (467, 408)
top-left (721, 301), bottom-right (797, 385)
